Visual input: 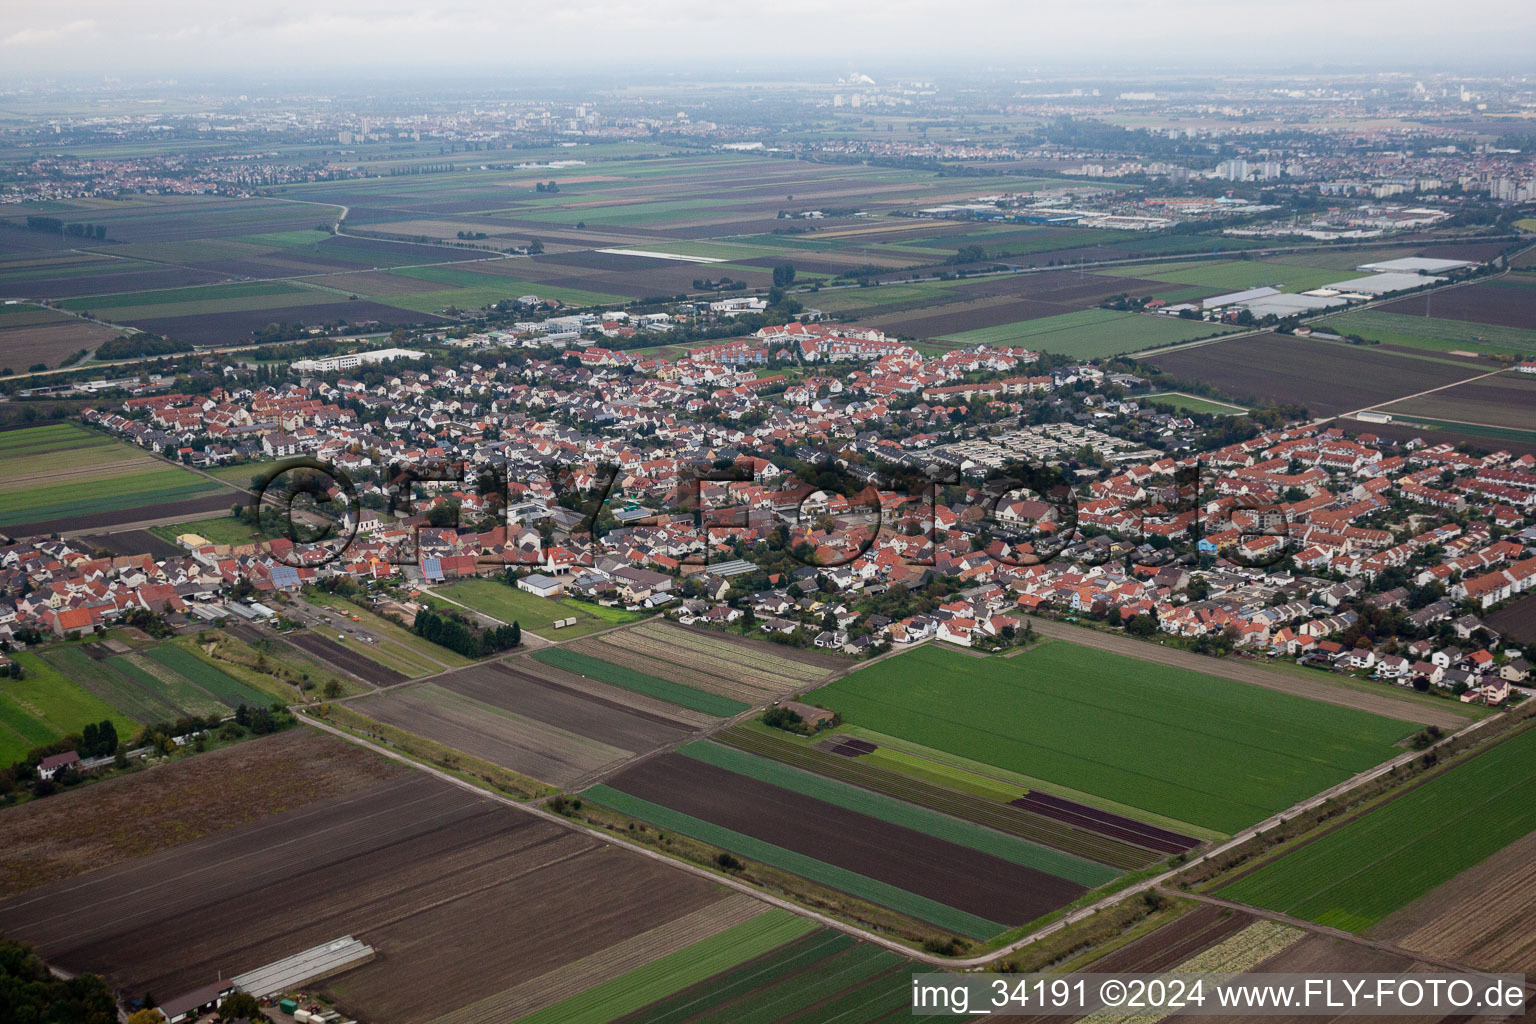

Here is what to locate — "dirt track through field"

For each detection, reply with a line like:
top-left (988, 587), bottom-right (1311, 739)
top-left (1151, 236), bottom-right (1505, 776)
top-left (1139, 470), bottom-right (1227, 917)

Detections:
top-left (1023, 618), bottom-right (1468, 730)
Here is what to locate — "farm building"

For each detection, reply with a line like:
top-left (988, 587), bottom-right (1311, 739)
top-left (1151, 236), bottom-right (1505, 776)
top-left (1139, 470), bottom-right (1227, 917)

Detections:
top-left (157, 980), bottom-right (235, 1023)
top-left (36, 751), bottom-right (80, 780)
top-left (517, 573), bottom-right (565, 597)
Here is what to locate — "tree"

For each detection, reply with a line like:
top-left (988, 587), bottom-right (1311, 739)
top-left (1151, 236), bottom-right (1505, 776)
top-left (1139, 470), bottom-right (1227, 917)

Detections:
top-left (511, 620), bottom-right (521, 647)
top-left (527, 238), bottom-right (545, 254)
top-left (217, 991), bottom-right (269, 1022)
top-left (772, 262), bottom-right (797, 288)
top-left (128, 1012), bottom-right (164, 1024)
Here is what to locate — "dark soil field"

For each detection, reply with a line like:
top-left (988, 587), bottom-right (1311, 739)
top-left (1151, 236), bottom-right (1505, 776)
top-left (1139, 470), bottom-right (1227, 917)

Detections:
top-left (0, 730), bottom-right (403, 899)
top-left (1010, 791), bottom-right (1197, 854)
top-left (3, 266), bottom-right (226, 300)
top-left (0, 317), bottom-right (120, 370)
top-left (0, 770), bottom-right (733, 1024)
top-left (121, 299), bottom-right (442, 347)
top-left (285, 630), bottom-right (410, 686)
top-left (604, 752), bottom-right (1086, 925)
top-left (854, 270), bottom-right (1171, 338)
top-left (5, 488), bottom-right (239, 540)
top-left (1376, 280), bottom-right (1536, 330)
top-left (78, 528), bottom-right (183, 560)
top-left (350, 661), bottom-right (695, 785)
top-left (1145, 334), bottom-right (1488, 417)
top-left (443, 661), bottom-right (693, 747)
top-left (1382, 373), bottom-right (1536, 428)
top-left (1486, 593), bottom-right (1536, 644)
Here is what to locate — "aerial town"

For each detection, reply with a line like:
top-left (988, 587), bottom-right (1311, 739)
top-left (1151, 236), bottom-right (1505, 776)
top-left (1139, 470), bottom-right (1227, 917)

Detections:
top-left (1, 27), bottom-right (1535, 1024)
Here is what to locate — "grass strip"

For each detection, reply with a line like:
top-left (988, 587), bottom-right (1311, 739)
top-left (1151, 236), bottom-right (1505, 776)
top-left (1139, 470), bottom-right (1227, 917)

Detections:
top-left (533, 648), bottom-right (750, 718)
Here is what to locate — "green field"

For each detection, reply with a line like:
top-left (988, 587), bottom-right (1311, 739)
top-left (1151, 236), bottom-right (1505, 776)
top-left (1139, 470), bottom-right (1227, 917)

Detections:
top-left (1104, 259), bottom-right (1351, 295)
top-left (36, 646), bottom-right (175, 724)
top-left (936, 309), bottom-right (1238, 358)
top-left (813, 641), bottom-right (1418, 835)
top-left (532, 649), bottom-right (749, 718)
top-left (433, 578), bottom-right (644, 639)
top-left (0, 423), bottom-right (229, 527)
top-left (148, 514), bottom-right (260, 547)
top-left (0, 469), bottom-right (225, 526)
top-left (584, 785), bottom-right (1005, 938)
top-left (1220, 727), bottom-right (1536, 931)
top-left (143, 645), bottom-right (271, 708)
top-left (1322, 309), bottom-right (1536, 357)
top-left (382, 266), bottom-right (626, 310)
top-left (680, 740), bottom-right (1118, 886)
top-left (509, 911), bottom-right (818, 1024)
top-left (0, 652), bottom-right (139, 766)
top-left (1142, 391), bottom-right (1250, 415)
top-left (106, 653), bottom-right (229, 719)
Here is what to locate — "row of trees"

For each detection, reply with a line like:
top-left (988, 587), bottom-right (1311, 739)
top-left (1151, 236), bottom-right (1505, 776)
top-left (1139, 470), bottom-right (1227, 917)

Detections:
top-left (23, 215), bottom-right (107, 239)
top-left (95, 333), bottom-right (183, 360)
top-left (412, 608), bottom-right (521, 658)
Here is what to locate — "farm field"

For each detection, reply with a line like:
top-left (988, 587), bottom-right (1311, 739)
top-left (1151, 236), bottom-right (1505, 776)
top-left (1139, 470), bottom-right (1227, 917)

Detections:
top-left (35, 645), bottom-right (180, 724)
top-left (936, 308), bottom-right (1238, 358)
top-left (0, 156), bottom-right (1200, 347)
top-left (717, 723), bottom-right (1162, 869)
top-left (586, 760), bottom-right (1073, 939)
top-left (1368, 828), bottom-right (1536, 972)
top-left (812, 640), bottom-right (1418, 835)
top-left (0, 303), bottom-right (119, 370)
top-left (1142, 391), bottom-right (1250, 415)
top-left (0, 768), bottom-right (742, 1024)
top-left (0, 652), bottom-right (138, 767)
top-left (508, 921), bottom-right (930, 1024)
top-left (431, 577), bottom-right (645, 639)
top-left (0, 421), bottom-right (234, 533)
top-left (570, 620), bottom-right (838, 704)
top-left (840, 269), bottom-right (1172, 338)
top-left (0, 729), bottom-right (403, 898)
top-left (352, 658), bottom-right (700, 786)
top-left (1144, 333), bottom-right (1488, 417)
top-left (1219, 725), bottom-right (1536, 932)
top-left (1485, 592), bottom-right (1536, 645)
top-left (679, 740), bottom-right (1119, 886)
top-left (531, 648), bottom-right (749, 718)
top-left (1372, 371), bottom-right (1536, 430)
top-left (1377, 275), bottom-right (1536, 330)
top-left (1103, 257), bottom-right (1354, 295)
top-left (1323, 307), bottom-right (1536, 357)
top-left (147, 512), bottom-right (261, 547)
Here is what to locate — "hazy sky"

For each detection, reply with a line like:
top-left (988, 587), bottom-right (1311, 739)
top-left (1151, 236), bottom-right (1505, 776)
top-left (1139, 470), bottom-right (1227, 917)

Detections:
top-left (2, 2), bottom-right (1533, 81)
